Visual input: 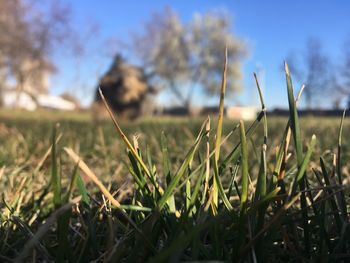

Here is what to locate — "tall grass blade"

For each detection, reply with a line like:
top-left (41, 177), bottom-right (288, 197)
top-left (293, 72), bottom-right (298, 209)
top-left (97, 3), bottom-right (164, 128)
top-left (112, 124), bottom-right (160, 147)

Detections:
top-left (201, 117), bottom-right (211, 205)
top-left (320, 157), bottom-right (343, 233)
top-left (160, 133), bottom-right (176, 213)
top-left (64, 147), bottom-right (156, 252)
top-left (98, 88), bottom-right (163, 194)
top-left (290, 135), bottom-right (317, 195)
top-left (253, 73), bottom-right (267, 202)
top-left (240, 120), bottom-right (249, 211)
top-left (337, 109), bottom-right (347, 221)
top-left (51, 124), bottom-right (61, 208)
top-left (285, 62), bottom-right (310, 255)
top-left (158, 117), bottom-right (209, 210)
top-left (76, 174), bottom-right (90, 205)
top-left (285, 62), bottom-right (303, 162)
top-left (212, 46), bottom-right (228, 208)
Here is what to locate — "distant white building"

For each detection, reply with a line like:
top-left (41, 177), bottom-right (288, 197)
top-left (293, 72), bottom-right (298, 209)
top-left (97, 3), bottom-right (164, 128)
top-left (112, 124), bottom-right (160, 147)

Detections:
top-left (0, 56), bottom-right (77, 111)
top-left (1, 90), bottom-right (37, 111)
top-left (36, 94), bottom-right (76, 111)
top-left (1, 89), bottom-right (76, 111)
top-left (226, 106), bottom-right (258, 121)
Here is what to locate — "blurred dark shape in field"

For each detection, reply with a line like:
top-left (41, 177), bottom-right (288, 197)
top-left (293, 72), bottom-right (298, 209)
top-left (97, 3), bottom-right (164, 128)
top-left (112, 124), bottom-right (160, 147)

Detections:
top-left (93, 55), bottom-right (155, 119)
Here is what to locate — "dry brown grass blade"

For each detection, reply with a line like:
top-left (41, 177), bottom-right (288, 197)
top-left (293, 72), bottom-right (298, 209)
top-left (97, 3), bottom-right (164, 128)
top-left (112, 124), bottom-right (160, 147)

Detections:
top-left (64, 147), bottom-right (121, 208)
top-left (0, 166), bottom-right (4, 181)
top-left (98, 88), bottom-right (153, 179)
top-left (64, 147), bottom-right (156, 252)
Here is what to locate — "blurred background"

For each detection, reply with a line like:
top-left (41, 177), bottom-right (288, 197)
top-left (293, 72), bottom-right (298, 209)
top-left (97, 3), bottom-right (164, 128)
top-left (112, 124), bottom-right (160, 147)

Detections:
top-left (0, 0), bottom-right (349, 120)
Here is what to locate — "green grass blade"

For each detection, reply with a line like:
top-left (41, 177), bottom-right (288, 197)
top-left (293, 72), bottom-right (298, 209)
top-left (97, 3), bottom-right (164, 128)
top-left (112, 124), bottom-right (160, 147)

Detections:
top-left (186, 177), bottom-right (191, 212)
top-left (220, 111), bottom-right (264, 173)
top-left (227, 165), bottom-right (239, 199)
top-left (201, 117), bottom-right (211, 205)
top-left (240, 120), bottom-right (249, 211)
top-left (320, 157), bottom-right (343, 233)
top-left (285, 62), bottom-right (303, 164)
top-left (158, 118), bottom-right (209, 210)
top-left (337, 109), bottom-right (347, 221)
top-left (212, 46), bottom-right (228, 208)
top-left (255, 150), bottom-right (267, 202)
top-left (253, 73), bottom-right (267, 201)
top-left (63, 161), bottom-right (79, 203)
top-left (213, 156), bottom-right (234, 212)
top-left (76, 174), bottom-right (90, 205)
top-left (51, 124), bottom-right (61, 208)
top-left (160, 133), bottom-right (176, 213)
top-left (285, 62), bottom-right (309, 254)
top-left (188, 161), bottom-right (206, 215)
top-left (290, 135), bottom-right (317, 195)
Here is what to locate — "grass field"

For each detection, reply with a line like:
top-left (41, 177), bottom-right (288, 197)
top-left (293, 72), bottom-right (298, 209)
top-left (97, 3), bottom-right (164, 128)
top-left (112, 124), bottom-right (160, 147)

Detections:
top-left (1, 66), bottom-right (350, 262)
top-left (1, 112), bottom-right (347, 178)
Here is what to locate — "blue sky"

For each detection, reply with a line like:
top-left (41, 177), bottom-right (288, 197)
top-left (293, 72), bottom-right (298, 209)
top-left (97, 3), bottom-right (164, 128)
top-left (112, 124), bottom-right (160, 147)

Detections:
top-left (51, 0), bottom-right (350, 109)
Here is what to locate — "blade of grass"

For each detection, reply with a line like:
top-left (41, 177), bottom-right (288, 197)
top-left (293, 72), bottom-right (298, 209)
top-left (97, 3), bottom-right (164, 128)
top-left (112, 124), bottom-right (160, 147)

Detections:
top-left (161, 132), bottom-right (176, 213)
top-left (220, 111), bottom-right (264, 173)
top-left (51, 124), bottom-right (61, 208)
top-left (285, 62), bottom-right (309, 255)
top-left (157, 117), bottom-right (209, 210)
top-left (64, 147), bottom-right (156, 253)
top-left (188, 160), bottom-right (206, 216)
top-left (285, 62), bottom-right (303, 163)
top-left (98, 88), bottom-right (163, 194)
top-left (201, 117), bottom-right (211, 205)
top-left (63, 161), bottom-right (79, 203)
top-left (290, 135), bottom-right (317, 195)
top-left (240, 120), bottom-right (249, 211)
top-left (320, 157), bottom-right (343, 233)
top-left (76, 174), bottom-right (90, 205)
top-left (337, 109), bottom-right (347, 221)
top-left (254, 73), bottom-right (267, 202)
top-left (213, 156), bottom-right (234, 212)
top-left (33, 133), bottom-right (62, 175)
top-left (212, 46), bottom-right (228, 208)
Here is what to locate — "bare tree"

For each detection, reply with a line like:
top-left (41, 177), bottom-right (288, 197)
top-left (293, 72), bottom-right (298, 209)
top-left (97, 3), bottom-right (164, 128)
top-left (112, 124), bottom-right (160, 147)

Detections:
top-left (342, 37), bottom-right (350, 89)
top-left (128, 8), bottom-right (247, 109)
top-left (286, 38), bottom-right (333, 108)
top-left (0, 0), bottom-right (81, 106)
top-left (336, 35), bottom-right (350, 108)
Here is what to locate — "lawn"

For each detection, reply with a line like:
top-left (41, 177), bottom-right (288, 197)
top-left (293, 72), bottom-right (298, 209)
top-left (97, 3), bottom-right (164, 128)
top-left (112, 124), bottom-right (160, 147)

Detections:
top-left (1, 74), bottom-right (350, 261)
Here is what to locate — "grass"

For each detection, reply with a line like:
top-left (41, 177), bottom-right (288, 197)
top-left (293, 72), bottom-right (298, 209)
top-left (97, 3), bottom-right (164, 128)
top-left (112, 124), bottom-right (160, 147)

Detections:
top-left (1, 62), bottom-right (350, 262)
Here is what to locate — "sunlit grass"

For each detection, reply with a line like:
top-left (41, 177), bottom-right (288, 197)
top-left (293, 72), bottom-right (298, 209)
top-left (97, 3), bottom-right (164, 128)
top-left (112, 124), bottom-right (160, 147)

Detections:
top-left (1, 62), bottom-right (350, 262)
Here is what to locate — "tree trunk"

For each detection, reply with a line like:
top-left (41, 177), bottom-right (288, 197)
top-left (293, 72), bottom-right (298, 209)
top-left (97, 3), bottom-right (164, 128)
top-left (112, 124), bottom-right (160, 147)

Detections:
top-left (15, 75), bottom-right (25, 109)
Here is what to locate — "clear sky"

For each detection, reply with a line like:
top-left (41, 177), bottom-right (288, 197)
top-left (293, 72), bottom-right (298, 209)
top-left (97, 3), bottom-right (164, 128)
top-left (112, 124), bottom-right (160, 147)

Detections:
top-left (51, 0), bottom-right (350, 109)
